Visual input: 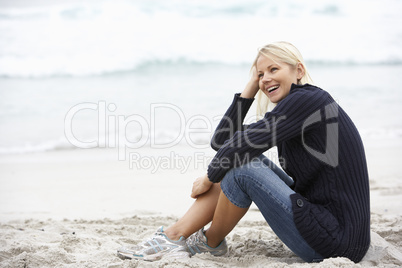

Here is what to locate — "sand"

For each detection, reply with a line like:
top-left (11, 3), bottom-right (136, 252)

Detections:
top-left (0, 140), bottom-right (401, 267)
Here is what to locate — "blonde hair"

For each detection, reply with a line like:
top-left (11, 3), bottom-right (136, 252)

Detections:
top-left (252, 41), bottom-right (313, 118)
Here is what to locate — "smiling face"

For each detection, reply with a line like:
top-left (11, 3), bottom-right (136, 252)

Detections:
top-left (256, 55), bottom-right (304, 104)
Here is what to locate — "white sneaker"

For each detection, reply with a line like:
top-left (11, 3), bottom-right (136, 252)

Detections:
top-left (186, 228), bottom-right (228, 257)
top-left (117, 226), bottom-right (190, 261)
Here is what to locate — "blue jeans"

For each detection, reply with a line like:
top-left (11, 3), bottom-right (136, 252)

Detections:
top-left (220, 155), bottom-right (323, 263)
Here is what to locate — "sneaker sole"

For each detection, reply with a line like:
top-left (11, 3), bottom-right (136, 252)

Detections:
top-left (144, 250), bottom-right (190, 261)
top-left (117, 250), bottom-right (145, 260)
top-left (117, 249), bottom-right (190, 262)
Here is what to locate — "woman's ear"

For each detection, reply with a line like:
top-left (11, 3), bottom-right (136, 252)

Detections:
top-left (296, 62), bottom-right (305, 81)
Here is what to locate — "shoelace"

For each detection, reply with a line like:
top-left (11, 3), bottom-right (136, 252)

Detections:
top-left (186, 231), bottom-right (202, 246)
top-left (132, 231), bottom-right (164, 250)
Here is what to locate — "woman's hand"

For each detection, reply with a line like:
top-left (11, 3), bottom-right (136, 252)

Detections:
top-left (240, 66), bottom-right (260, 99)
top-left (191, 173), bottom-right (213, 199)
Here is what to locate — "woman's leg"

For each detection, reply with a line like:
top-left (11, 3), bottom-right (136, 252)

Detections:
top-left (204, 191), bottom-right (249, 247)
top-left (165, 155), bottom-right (293, 247)
top-left (164, 182), bottom-right (221, 240)
top-left (195, 155), bottom-right (288, 248)
top-left (212, 155), bottom-right (323, 262)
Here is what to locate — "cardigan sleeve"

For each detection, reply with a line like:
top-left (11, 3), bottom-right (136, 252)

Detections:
top-left (210, 93), bottom-right (254, 151)
top-left (207, 84), bottom-right (330, 183)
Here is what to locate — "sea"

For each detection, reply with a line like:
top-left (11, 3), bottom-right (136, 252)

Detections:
top-left (0, 0), bottom-right (401, 155)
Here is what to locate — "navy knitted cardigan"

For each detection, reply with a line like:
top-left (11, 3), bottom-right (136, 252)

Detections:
top-left (207, 84), bottom-right (370, 262)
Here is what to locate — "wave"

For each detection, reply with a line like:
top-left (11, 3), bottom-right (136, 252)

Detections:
top-left (0, 0), bottom-right (401, 78)
top-left (0, 1), bottom-right (331, 20)
top-left (0, 58), bottom-right (239, 79)
top-left (0, 137), bottom-right (76, 155)
top-left (1, 57), bottom-right (401, 79)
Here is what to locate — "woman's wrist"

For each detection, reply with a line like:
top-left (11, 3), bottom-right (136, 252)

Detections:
top-left (241, 66), bottom-right (260, 98)
top-left (241, 80), bottom-right (259, 99)
top-left (203, 174), bottom-right (213, 186)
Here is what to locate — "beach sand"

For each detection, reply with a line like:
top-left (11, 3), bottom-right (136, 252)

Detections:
top-left (0, 140), bottom-right (401, 267)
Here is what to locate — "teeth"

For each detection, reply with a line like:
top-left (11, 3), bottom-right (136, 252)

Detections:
top-left (267, 86), bottom-right (279, 92)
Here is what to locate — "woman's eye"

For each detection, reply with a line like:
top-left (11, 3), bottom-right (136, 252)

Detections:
top-left (271, 67), bottom-right (278, 72)
top-left (258, 74), bottom-right (264, 79)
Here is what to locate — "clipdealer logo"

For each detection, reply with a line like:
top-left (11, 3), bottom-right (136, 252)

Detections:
top-left (63, 101), bottom-right (339, 169)
top-left (64, 101), bottom-right (215, 160)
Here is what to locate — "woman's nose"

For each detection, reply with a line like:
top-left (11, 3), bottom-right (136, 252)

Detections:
top-left (261, 73), bottom-right (271, 83)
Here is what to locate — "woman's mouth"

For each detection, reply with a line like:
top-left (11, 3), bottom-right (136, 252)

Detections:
top-left (267, 85), bottom-right (279, 93)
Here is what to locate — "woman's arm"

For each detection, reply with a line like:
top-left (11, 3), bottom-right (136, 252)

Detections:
top-left (240, 66), bottom-right (260, 99)
top-left (208, 85), bottom-right (329, 183)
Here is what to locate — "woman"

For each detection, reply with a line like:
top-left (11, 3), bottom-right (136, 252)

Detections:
top-left (117, 41), bottom-right (370, 263)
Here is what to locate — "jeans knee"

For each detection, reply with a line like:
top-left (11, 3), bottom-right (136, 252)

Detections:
top-left (220, 168), bottom-right (252, 208)
top-left (221, 161), bottom-right (253, 187)
top-left (220, 168), bottom-right (238, 188)
top-left (233, 157), bottom-right (272, 183)
top-left (221, 157), bottom-right (266, 194)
